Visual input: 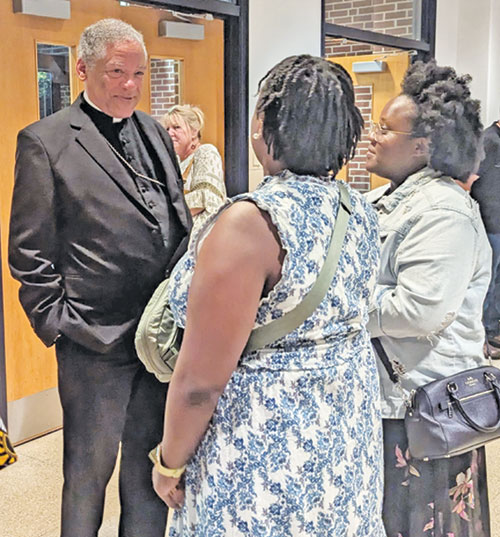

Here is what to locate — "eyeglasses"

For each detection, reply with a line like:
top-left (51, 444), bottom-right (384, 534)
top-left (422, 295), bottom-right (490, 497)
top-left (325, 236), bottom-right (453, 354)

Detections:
top-left (368, 120), bottom-right (413, 140)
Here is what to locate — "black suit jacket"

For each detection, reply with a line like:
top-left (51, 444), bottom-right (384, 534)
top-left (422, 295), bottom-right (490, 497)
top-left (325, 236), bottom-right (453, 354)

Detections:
top-left (9, 95), bottom-right (192, 353)
top-left (471, 122), bottom-right (500, 234)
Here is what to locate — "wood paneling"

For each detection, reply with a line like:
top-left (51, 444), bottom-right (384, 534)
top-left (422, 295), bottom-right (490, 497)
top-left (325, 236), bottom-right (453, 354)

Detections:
top-left (0, 1), bottom-right (223, 404)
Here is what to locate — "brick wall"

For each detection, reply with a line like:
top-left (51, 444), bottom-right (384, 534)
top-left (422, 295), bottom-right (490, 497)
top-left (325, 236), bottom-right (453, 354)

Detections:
top-left (150, 58), bottom-right (182, 120)
top-left (60, 84), bottom-right (71, 108)
top-left (347, 85), bottom-right (372, 191)
top-left (325, 0), bottom-right (416, 57)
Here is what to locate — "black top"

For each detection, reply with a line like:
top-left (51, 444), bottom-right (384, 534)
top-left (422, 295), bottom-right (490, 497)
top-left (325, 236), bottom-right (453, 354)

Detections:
top-left (9, 93), bottom-right (191, 352)
top-left (471, 122), bottom-right (500, 234)
top-left (80, 96), bottom-right (184, 260)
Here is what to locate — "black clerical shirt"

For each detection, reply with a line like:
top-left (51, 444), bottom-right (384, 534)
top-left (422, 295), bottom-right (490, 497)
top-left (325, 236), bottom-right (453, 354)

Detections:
top-left (80, 97), bottom-right (183, 258)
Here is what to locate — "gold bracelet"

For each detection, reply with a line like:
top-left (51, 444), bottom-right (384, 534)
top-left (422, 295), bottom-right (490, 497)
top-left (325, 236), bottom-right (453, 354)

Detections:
top-left (148, 443), bottom-right (186, 478)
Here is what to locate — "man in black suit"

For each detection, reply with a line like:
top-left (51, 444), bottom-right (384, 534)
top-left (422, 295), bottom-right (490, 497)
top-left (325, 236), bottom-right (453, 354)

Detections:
top-left (9, 19), bottom-right (191, 537)
top-left (472, 120), bottom-right (500, 358)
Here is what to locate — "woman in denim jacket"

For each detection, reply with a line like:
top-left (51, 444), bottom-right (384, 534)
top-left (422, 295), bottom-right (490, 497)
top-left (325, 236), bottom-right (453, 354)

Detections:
top-left (366, 61), bottom-right (492, 537)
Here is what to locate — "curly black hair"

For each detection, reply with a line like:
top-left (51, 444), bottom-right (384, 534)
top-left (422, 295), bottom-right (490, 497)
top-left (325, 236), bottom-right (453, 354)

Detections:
top-left (257, 55), bottom-right (363, 177)
top-left (402, 60), bottom-right (483, 182)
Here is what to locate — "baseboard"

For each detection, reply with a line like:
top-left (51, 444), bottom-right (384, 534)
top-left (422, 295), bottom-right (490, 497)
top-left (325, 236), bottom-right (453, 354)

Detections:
top-left (8, 387), bottom-right (62, 444)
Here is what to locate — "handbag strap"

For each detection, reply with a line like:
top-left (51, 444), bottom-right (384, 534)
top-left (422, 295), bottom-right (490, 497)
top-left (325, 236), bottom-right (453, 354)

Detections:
top-left (374, 334), bottom-right (494, 385)
top-left (447, 374), bottom-right (500, 433)
top-left (245, 182), bottom-right (351, 354)
top-left (371, 337), bottom-right (399, 384)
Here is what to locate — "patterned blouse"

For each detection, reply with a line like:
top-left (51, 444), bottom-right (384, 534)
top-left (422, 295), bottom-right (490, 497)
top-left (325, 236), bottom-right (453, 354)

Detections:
top-left (180, 143), bottom-right (227, 238)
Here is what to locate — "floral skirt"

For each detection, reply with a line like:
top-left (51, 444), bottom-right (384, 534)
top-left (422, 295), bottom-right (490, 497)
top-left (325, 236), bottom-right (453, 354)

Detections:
top-left (382, 419), bottom-right (490, 537)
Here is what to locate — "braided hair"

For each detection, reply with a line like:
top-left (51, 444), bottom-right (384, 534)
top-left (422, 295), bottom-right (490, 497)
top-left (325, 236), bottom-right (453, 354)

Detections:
top-left (402, 60), bottom-right (483, 182)
top-left (257, 55), bottom-right (363, 177)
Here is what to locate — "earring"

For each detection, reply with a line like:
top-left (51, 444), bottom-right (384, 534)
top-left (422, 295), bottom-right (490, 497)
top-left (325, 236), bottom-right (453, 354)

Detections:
top-left (191, 143), bottom-right (196, 150)
top-left (252, 132), bottom-right (261, 140)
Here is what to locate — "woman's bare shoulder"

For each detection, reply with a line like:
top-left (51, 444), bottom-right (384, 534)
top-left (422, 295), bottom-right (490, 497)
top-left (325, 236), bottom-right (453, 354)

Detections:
top-left (199, 200), bottom-right (282, 274)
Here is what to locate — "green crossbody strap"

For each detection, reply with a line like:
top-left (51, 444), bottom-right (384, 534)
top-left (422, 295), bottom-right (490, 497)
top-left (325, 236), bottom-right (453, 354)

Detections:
top-left (245, 182), bottom-right (352, 354)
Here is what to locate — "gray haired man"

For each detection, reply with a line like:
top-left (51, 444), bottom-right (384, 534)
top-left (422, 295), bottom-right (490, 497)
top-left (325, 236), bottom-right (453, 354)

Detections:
top-left (9, 19), bottom-right (191, 536)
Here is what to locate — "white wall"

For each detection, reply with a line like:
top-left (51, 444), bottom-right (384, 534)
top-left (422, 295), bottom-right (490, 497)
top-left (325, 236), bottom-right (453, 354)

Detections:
top-left (248, 0), bottom-right (322, 189)
top-left (486, 0), bottom-right (500, 123)
top-left (436, 0), bottom-right (500, 125)
top-left (249, 0), bottom-right (322, 119)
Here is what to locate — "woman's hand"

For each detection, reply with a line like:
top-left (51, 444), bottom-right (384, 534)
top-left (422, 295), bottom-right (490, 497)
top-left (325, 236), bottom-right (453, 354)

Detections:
top-left (152, 470), bottom-right (185, 509)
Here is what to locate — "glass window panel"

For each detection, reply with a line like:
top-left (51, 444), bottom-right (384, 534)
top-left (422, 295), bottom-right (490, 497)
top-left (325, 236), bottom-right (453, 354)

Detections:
top-left (37, 44), bottom-right (71, 119)
top-left (150, 58), bottom-right (183, 121)
top-left (325, 0), bottom-right (422, 40)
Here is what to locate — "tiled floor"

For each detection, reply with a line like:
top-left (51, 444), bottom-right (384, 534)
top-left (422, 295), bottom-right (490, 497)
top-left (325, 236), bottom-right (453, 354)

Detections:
top-left (1, 430), bottom-right (499, 537)
top-left (0, 430), bottom-right (121, 537)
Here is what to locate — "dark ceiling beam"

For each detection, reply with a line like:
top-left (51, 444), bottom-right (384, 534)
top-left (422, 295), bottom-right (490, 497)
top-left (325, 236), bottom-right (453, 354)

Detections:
top-left (125, 0), bottom-right (240, 17)
top-left (324, 22), bottom-right (430, 52)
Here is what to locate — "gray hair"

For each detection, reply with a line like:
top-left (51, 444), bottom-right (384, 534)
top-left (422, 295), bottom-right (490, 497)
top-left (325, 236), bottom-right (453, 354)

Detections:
top-left (77, 18), bottom-right (147, 67)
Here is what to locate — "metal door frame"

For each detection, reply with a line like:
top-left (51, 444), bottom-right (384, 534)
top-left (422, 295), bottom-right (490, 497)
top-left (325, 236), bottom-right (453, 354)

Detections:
top-left (132, 0), bottom-right (249, 195)
top-left (322, 0), bottom-right (436, 61)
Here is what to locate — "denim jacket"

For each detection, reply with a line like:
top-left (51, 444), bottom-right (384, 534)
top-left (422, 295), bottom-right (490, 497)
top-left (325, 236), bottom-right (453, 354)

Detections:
top-left (366, 167), bottom-right (492, 418)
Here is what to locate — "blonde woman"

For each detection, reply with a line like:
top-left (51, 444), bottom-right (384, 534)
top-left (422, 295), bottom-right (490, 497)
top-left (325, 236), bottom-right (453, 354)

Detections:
top-left (162, 105), bottom-right (226, 237)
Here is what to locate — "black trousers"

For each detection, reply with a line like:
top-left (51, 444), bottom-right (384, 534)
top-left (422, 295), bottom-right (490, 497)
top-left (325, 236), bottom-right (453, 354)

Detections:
top-left (56, 336), bottom-right (168, 537)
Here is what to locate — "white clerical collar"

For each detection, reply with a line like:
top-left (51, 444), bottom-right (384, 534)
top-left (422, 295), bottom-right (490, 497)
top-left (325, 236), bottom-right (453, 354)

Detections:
top-left (83, 91), bottom-right (124, 123)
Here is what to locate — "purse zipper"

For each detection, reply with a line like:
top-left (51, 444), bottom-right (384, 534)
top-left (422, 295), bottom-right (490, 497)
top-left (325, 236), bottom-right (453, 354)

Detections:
top-left (455, 388), bottom-right (494, 403)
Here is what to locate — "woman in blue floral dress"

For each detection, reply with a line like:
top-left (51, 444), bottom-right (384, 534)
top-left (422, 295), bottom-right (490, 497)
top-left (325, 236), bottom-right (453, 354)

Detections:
top-left (151, 55), bottom-right (386, 537)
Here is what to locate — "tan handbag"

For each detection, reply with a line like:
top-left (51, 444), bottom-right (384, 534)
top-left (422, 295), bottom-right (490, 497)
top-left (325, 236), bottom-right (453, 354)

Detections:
top-left (134, 278), bottom-right (182, 383)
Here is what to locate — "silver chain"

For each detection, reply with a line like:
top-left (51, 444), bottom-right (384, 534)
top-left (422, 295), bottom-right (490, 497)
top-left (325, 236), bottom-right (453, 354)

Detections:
top-left (390, 359), bottom-right (413, 407)
top-left (105, 139), bottom-right (165, 187)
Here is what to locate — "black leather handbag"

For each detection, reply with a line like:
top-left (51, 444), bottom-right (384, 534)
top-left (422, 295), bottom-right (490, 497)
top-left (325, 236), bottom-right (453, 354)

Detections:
top-left (372, 338), bottom-right (500, 460)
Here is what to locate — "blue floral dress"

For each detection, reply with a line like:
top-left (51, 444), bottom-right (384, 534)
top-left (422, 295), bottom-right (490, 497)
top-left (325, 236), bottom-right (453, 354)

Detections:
top-left (167, 171), bottom-right (386, 537)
